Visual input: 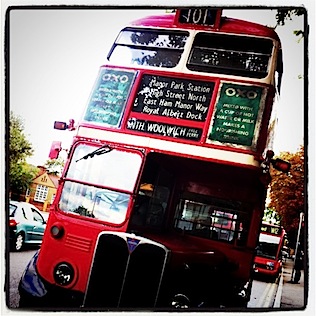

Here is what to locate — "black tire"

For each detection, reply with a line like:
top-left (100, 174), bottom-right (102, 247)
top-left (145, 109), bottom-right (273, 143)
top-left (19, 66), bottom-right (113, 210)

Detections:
top-left (14, 232), bottom-right (24, 251)
top-left (18, 292), bottom-right (30, 308)
top-left (19, 289), bottom-right (42, 308)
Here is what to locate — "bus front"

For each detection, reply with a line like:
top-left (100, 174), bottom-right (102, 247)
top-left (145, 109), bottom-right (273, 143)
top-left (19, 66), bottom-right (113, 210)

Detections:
top-left (254, 222), bottom-right (286, 281)
top-left (19, 9), bottom-right (283, 309)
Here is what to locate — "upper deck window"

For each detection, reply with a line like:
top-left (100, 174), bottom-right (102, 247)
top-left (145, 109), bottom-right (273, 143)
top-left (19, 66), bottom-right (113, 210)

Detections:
top-left (187, 32), bottom-right (273, 78)
top-left (108, 28), bottom-right (189, 68)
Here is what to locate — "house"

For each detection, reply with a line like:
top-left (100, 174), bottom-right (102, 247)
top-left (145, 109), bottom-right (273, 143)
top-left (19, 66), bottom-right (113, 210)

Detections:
top-left (26, 166), bottom-right (60, 211)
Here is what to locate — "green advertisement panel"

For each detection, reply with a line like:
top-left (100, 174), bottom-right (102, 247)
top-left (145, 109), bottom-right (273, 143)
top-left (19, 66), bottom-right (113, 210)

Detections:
top-left (83, 68), bottom-right (137, 127)
top-left (208, 83), bottom-right (264, 148)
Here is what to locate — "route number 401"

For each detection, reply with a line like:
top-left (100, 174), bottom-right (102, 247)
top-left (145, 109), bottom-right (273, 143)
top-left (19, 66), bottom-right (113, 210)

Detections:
top-left (178, 8), bottom-right (219, 26)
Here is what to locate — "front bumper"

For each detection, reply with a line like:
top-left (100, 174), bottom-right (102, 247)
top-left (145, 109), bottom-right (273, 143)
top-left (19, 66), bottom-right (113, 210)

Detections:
top-left (18, 251), bottom-right (83, 308)
top-left (253, 265), bottom-right (280, 279)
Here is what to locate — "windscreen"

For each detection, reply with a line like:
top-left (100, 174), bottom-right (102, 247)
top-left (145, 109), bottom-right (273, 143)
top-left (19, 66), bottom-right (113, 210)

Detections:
top-left (256, 241), bottom-right (279, 260)
top-left (66, 144), bottom-right (142, 191)
top-left (256, 233), bottom-right (281, 259)
top-left (59, 143), bottom-right (143, 224)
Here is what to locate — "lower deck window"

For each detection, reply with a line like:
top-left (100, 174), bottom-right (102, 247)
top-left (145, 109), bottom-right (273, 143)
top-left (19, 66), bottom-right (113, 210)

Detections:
top-left (174, 198), bottom-right (249, 245)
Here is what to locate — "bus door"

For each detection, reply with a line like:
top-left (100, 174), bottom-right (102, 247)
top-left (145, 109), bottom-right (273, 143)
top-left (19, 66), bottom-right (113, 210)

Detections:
top-left (128, 153), bottom-right (175, 231)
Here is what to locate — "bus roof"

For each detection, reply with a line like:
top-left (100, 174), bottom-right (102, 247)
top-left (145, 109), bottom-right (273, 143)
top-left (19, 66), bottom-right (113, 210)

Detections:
top-left (129, 12), bottom-right (280, 42)
top-left (259, 233), bottom-right (280, 244)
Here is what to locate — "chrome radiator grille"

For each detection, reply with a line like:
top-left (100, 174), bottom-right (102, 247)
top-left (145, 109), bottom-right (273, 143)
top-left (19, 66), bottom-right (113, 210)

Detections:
top-left (83, 232), bottom-right (169, 308)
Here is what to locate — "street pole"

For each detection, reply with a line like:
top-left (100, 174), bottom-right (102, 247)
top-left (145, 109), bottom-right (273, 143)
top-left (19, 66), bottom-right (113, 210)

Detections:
top-left (291, 212), bottom-right (304, 281)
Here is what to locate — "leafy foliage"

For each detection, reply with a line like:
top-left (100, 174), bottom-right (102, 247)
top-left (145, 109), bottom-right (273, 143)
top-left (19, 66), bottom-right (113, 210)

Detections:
top-left (275, 8), bottom-right (306, 40)
top-left (268, 146), bottom-right (305, 245)
top-left (9, 112), bottom-right (38, 195)
top-left (275, 8), bottom-right (305, 26)
top-left (9, 111), bottom-right (33, 164)
top-left (262, 208), bottom-right (281, 225)
top-left (9, 162), bottom-right (38, 195)
top-left (44, 157), bottom-right (65, 176)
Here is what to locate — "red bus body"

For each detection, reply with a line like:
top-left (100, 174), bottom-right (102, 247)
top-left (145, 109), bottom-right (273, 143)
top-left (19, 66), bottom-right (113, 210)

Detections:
top-left (19, 9), bottom-right (283, 309)
top-left (253, 222), bottom-right (286, 280)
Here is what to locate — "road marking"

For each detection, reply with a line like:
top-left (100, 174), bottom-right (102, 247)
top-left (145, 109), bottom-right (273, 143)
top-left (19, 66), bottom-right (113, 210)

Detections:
top-left (255, 282), bottom-right (278, 307)
top-left (263, 283), bottom-right (277, 307)
top-left (273, 271), bottom-right (284, 307)
top-left (256, 283), bottom-right (272, 307)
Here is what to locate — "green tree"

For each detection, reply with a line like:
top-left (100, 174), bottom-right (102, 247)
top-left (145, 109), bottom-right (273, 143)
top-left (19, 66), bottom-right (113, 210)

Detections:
top-left (275, 8), bottom-right (306, 40)
top-left (44, 157), bottom-right (65, 176)
top-left (9, 112), bottom-right (33, 163)
top-left (268, 146), bottom-right (305, 246)
top-left (9, 162), bottom-right (38, 198)
top-left (262, 208), bottom-right (281, 225)
top-left (275, 8), bottom-right (305, 25)
top-left (9, 112), bottom-right (38, 197)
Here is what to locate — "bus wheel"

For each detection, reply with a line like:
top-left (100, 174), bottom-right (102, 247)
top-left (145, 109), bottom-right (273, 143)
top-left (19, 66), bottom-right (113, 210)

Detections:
top-left (19, 290), bottom-right (35, 308)
top-left (19, 288), bottom-right (46, 308)
top-left (14, 233), bottom-right (24, 251)
top-left (19, 293), bottom-right (30, 308)
top-left (171, 294), bottom-right (190, 309)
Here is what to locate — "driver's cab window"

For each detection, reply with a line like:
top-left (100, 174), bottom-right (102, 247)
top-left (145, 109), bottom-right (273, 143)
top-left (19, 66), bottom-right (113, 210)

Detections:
top-left (132, 184), bottom-right (169, 227)
top-left (129, 155), bottom-right (173, 229)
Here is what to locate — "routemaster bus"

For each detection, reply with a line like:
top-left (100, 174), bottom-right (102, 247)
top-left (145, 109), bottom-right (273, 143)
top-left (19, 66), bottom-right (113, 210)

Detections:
top-left (19, 8), bottom-right (289, 309)
top-left (253, 222), bottom-right (286, 281)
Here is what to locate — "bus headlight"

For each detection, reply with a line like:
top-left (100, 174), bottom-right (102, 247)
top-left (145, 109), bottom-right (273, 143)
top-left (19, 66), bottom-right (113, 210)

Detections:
top-left (54, 262), bottom-right (74, 286)
top-left (50, 223), bottom-right (64, 239)
top-left (266, 262), bottom-right (275, 270)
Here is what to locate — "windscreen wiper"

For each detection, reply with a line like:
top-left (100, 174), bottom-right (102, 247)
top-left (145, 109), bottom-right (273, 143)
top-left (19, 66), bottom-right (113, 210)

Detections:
top-left (76, 144), bottom-right (112, 162)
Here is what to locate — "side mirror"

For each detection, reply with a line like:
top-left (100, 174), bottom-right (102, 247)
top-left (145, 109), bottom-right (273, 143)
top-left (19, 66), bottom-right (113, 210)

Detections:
top-left (49, 141), bottom-right (62, 159)
top-left (54, 119), bottom-right (75, 131)
top-left (271, 158), bottom-right (291, 173)
top-left (54, 121), bottom-right (68, 130)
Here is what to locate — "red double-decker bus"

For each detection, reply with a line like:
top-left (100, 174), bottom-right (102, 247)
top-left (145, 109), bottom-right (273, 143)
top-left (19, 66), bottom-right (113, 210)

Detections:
top-left (253, 222), bottom-right (286, 281)
top-left (19, 8), bottom-right (288, 309)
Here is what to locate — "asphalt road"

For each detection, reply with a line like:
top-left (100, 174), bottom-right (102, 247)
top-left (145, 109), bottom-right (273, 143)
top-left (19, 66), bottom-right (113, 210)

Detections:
top-left (6, 248), bottom-right (38, 309)
top-left (248, 277), bottom-right (279, 308)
